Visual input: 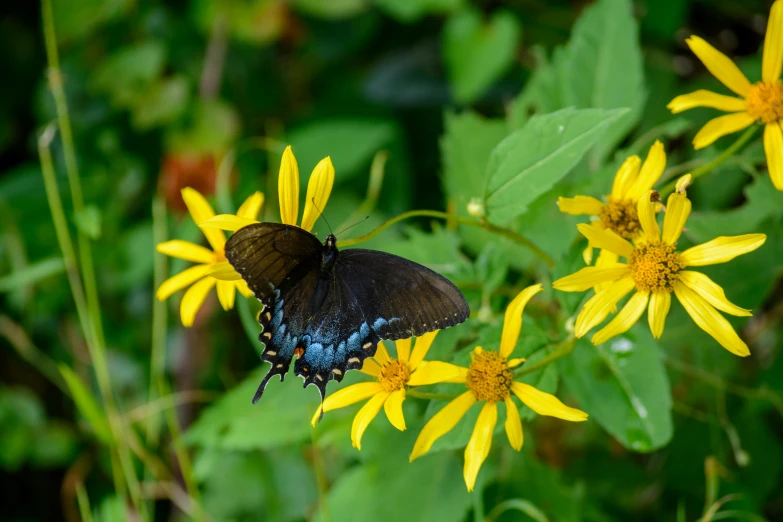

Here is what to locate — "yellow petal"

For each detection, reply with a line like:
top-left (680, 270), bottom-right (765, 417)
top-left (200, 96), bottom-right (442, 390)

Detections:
top-left (157, 240), bottom-right (215, 264)
top-left (208, 261), bottom-right (243, 281)
top-left (407, 361), bottom-right (465, 386)
top-left (300, 157), bottom-right (335, 232)
top-left (464, 402), bottom-right (497, 492)
top-left (626, 141), bottom-right (667, 201)
top-left (499, 284), bottom-right (543, 359)
top-left (395, 338), bottom-right (412, 363)
top-left (556, 196), bottom-right (604, 216)
top-left (156, 265), bottom-right (211, 301)
top-left (762, 0), bottom-right (783, 82)
top-left (676, 174), bottom-right (692, 194)
top-left (408, 331), bottom-right (438, 370)
top-left (383, 389), bottom-right (407, 431)
top-left (594, 249), bottom-right (621, 297)
top-left (236, 191), bottom-right (264, 220)
top-left (180, 276), bottom-right (216, 327)
top-left (410, 391), bottom-right (476, 461)
top-left (680, 234), bottom-right (767, 266)
top-left (216, 280), bottom-right (236, 311)
top-left (351, 391), bottom-right (390, 450)
top-left (648, 291), bottom-right (671, 339)
top-left (764, 122), bottom-right (783, 190)
top-left (577, 223), bottom-right (634, 259)
top-left (181, 187), bottom-right (226, 252)
top-left (553, 264), bottom-right (630, 292)
top-left (235, 278), bottom-right (254, 298)
top-left (591, 291), bottom-right (650, 345)
top-left (278, 146), bottom-right (300, 226)
top-left (686, 36), bottom-right (752, 96)
top-left (374, 343), bottom-right (391, 365)
top-left (574, 278), bottom-right (636, 338)
top-left (611, 155), bottom-right (642, 199)
top-left (673, 282), bottom-right (750, 356)
top-left (636, 190), bottom-right (660, 243)
top-left (662, 192), bottom-right (692, 245)
top-left (504, 396), bottom-right (523, 451)
top-left (360, 358), bottom-right (382, 377)
top-left (320, 382), bottom-right (384, 419)
top-left (511, 382), bottom-right (588, 422)
top-left (667, 90), bottom-right (747, 114)
top-left (198, 215), bottom-right (260, 232)
top-left (693, 112), bottom-right (756, 150)
top-left (678, 271), bottom-right (752, 317)
top-left (583, 243), bottom-right (594, 265)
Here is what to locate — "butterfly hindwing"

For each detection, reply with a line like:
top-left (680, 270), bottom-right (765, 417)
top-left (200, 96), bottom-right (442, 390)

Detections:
top-left (225, 224), bottom-right (470, 403)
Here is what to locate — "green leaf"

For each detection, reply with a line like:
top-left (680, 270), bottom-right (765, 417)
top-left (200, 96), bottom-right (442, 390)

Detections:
top-left (560, 0), bottom-right (646, 164)
top-left (292, 0), bottom-right (368, 19)
top-left (92, 41), bottom-right (166, 108)
top-left (131, 75), bottom-right (190, 130)
top-left (166, 100), bottom-right (240, 156)
top-left (484, 107), bottom-right (628, 223)
top-left (185, 369), bottom-right (320, 450)
top-left (559, 333), bottom-right (673, 452)
top-left (58, 365), bottom-right (112, 445)
top-left (376, 0), bottom-right (463, 22)
top-left (443, 9), bottom-right (521, 104)
top-left (0, 257), bottom-right (65, 293)
top-left (316, 449), bottom-right (472, 522)
top-left (287, 119), bottom-right (397, 183)
top-left (74, 205), bottom-right (102, 240)
top-left (52, 0), bottom-right (132, 44)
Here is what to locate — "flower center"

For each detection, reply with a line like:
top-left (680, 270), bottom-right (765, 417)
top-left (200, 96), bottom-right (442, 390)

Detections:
top-left (599, 197), bottom-right (641, 239)
top-left (379, 360), bottom-right (410, 392)
top-left (465, 349), bottom-right (512, 402)
top-left (629, 241), bottom-right (684, 293)
top-left (745, 81), bottom-right (783, 124)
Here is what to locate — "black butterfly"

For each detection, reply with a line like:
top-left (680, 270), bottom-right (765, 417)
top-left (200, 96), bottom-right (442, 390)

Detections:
top-left (225, 222), bottom-right (470, 403)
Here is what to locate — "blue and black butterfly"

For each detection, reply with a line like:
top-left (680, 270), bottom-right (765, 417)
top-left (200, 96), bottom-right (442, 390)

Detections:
top-left (225, 222), bottom-right (470, 403)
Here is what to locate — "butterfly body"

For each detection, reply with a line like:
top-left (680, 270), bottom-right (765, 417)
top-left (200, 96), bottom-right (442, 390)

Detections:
top-left (225, 223), bottom-right (469, 403)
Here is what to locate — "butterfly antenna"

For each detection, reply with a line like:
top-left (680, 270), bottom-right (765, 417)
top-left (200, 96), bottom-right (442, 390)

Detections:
top-left (336, 215), bottom-right (370, 237)
top-left (311, 198), bottom-right (333, 235)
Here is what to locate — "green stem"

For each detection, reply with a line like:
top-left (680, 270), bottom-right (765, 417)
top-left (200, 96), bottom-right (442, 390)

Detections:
top-left (407, 390), bottom-right (459, 401)
top-left (659, 125), bottom-right (759, 198)
top-left (147, 197), bottom-right (168, 448)
top-left (39, 128), bottom-right (146, 519)
top-left (514, 337), bottom-right (576, 377)
top-left (337, 210), bottom-right (554, 268)
top-left (75, 482), bottom-right (94, 522)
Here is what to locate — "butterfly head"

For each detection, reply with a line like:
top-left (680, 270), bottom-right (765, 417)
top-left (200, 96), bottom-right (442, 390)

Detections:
top-left (324, 234), bottom-right (337, 249)
top-left (321, 234), bottom-right (338, 271)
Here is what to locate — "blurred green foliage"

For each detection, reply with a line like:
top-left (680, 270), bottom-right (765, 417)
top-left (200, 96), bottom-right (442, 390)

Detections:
top-left (1, 0), bottom-right (782, 521)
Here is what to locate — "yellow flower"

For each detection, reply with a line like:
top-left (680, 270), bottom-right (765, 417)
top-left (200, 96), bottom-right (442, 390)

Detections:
top-left (667, 0), bottom-right (783, 189)
top-left (309, 332), bottom-right (463, 449)
top-left (553, 179), bottom-right (766, 355)
top-left (199, 145), bottom-right (335, 235)
top-left (409, 285), bottom-right (588, 492)
top-left (156, 188), bottom-right (263, 326)
top-left (558, 140), bottom-right (667, 269)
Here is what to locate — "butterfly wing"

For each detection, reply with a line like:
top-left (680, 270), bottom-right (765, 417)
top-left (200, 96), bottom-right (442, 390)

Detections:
top-left (293, 248), bottom-right (470, 398)
top-left (225, 223), bottom-right (323, 400)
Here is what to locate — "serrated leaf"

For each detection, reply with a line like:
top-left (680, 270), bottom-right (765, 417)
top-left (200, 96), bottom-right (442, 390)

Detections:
top-left (443, 9), bottom-right (521, 104)
top-left (559, 334), bottom-right (672, 452)
top-left (484, 107), bottom-right (628, 223)
top-left (58, 365), bottom-right (112, 445)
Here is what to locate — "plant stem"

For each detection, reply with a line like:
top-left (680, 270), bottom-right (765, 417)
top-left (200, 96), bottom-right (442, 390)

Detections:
top-left (39, 127), bottom-right (147, 519)
top-left (337, 209), bottom-right (555, 268)
top-left (514, 337), bottom-right (576, 377)
top-left (407, 390), bottom-right (459, 401)
top-left (659, 125), bottom-right (759, 198)
top-left (147, 196), bottom-right (168, 448)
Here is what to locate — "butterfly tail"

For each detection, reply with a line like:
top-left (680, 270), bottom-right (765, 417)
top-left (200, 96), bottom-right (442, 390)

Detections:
top-left (251, 365), bottom-right (287, 404)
